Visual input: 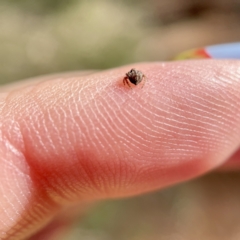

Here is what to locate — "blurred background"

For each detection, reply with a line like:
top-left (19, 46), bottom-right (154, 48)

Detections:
top-left (0, 0), bottom-right (240, 84)
top-left (1, 0), bottom-right (240, 239)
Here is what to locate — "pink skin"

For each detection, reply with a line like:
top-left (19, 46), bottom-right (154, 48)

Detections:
top-left (0, 60), bottom-right (240, 239)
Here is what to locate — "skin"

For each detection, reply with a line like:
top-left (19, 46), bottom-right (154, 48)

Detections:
top-left (0, 60), bottom-right (240, 239)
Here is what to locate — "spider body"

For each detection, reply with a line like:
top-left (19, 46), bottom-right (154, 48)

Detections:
top-left (123, 68), bottom-right (146, 88)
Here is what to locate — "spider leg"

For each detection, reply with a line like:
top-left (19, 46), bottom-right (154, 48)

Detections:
top-left (123, 77), bottom-right (127, 85)
top-left (123, 77), bottom-right (132, 89)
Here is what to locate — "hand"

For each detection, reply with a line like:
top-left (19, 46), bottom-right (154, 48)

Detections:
top-left (0, 60), bottom-right (240, 239)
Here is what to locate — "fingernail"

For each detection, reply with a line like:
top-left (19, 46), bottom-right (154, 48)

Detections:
top-left (175, 42), bottom-right (240, 60)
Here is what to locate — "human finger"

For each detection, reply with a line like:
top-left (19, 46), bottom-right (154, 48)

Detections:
top-left (1, 60), bottom-right (240, 239)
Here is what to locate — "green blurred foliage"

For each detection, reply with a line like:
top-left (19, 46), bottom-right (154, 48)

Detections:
top-left (1, 0), bottom-right (240, 84)
top-left (0, 0), bottom-right (148, 83)
top-left (7, 0), bottom-right (77, 13)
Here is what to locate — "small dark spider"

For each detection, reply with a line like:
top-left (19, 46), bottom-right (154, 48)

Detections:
top-left (123, 68), bottom-right (146, 88)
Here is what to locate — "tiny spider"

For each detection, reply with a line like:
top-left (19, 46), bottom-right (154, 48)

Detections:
top-left (123, 68), bottom-right (146, 88)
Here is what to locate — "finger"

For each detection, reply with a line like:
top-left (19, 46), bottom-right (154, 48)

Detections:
top-left (220, 148), bottom-right (240, 170)
top-left (0, 71), bottom-right (94, 93)
top-left (28, 205), bottom-right (86, 240)
top-left (1, 60), bottom-right (240, 239)
top-left (174, 43), bottom-right (240, 171)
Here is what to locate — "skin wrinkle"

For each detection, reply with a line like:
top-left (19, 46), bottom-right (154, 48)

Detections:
top-left (32, 90), bottom-right (69, 163)
top-left (73, 77), bottom-right (106, 108)
top-left (83, 159), bottom-right (110, 195)
top-left (188, 86), bottom-right (235, 112)
top-left (137, 108), bottom-right (219, 145)
top-left (110, 124), bottom-right (150, 157)
top-left (37, 113), bottom-right (55, 155)
top-left (118, 120), bottom-right (157, 158)
top-left (67, 106), bottom-right (79, 147)
top-left (15, 92), bottom-right (45, 149)
top-left (77, 145), bottom-right (116, 196)
top-left (61, 91), bottom-right (74, 149)
top-left (56, 110), bottom-right (71, 153)
top-left (68, 104), bottom-right (99, 186)
top-left (75, 160), bottom-right (102, 197)
top-left (1, 148), bottom-right (28, 179)
top-left (144, 83), bottom-right (228, 124)
top-left (1, 154), bottom-right (22, 220)
top-left (89, 89), bottom-right (138, 165)
top-left (0, 143), bottom-right (27, 225)
top-left (38, 99), bottom-right (63, 154)
top-left (101, 94), bottom-right (143, 143)
top-left (161, 98), bottom-right (232, 134)
top-left (74, 100), bottom-right (92, 152)
top-left (78, 89), bottom-right (104, 149)
top-left (216, 65), bottom-right (239, 83)
top-left (158, 82), bottom-right (234, 120)
top-left (0, 192), bottom-right (16, 223)
top-left (96, 92), bottom-right (142, 156)
top-left (48, 177), bottom-right (78, 202)
top-left (188, 93), bottom-right (237, 122)
top-left (147, 64), bottom-right (237, 154)
top-left (90, 103), bottom-right (127, 171)
top-left (124, 108), bottom-right (188, 150)
top-left (89, 98), bottom-right (117, 153)
top-left (208, 76), bottom-right (236, 94)
top-left (95, 94), bottom-right (120, 138)
top-left (13, 113), bottom-right (63, 220)
top-left (170, 107), bottom-right (230, 137)
top-left (188, 97), bottom-right (235, 126)
top-left (3, 204), bottom-right (54, 240)
top-left (22, 117), bottom-right (49, 160)
top-left (1, 176), bottom-right (51, 239)
top-left (121, 99), bottom-right (157, 138)
top-left (156, 119), bottom-right (220, 141)
top-left (4, 187), bottom-right (23, 218)
top-left (48, 107), bottom-right (65, 154)
top-left (142, 103), bottom-right (220, 138)
top-left (79, 109), bottom-right (106, 162)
